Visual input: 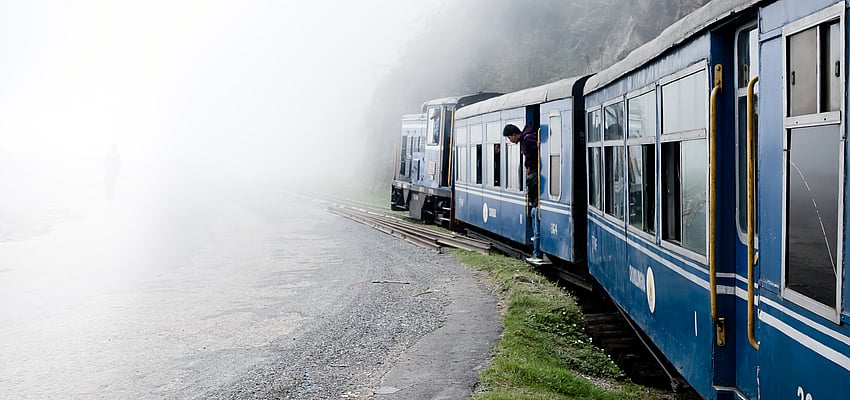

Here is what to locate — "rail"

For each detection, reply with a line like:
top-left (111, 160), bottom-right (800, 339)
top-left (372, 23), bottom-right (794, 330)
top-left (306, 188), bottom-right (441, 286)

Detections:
top-left (307, 194), bottom-right (491, 254)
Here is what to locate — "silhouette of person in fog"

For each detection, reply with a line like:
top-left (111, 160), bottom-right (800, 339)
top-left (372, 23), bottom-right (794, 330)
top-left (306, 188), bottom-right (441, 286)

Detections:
top-left (104, 144), bottom-right (121, 202)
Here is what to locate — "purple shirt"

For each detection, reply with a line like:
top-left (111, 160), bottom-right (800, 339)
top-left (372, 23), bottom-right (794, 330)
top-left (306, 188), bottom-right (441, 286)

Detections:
top-left (519, 124), bottom-right (538, 169)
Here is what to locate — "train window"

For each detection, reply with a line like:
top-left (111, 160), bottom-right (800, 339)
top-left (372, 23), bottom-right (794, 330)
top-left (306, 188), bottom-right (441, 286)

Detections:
top-left (662, 70), bottom-right (707, 135)
top-left (604, 146), bottom-right (625, 220)
top-left (427, 107), bottom-right (442, 145)
top-left (604, 102), bottom-right (624, 140)
top-left (588, 107), bottom-right (602, 142)
top-left (399, 135), bottom-right (408, 176)
top-left (787, 20), bottom-right (842, 116)
top-left (736, 26), bottom-right (759, 237)
top-left (660, 68), bottom-right (708, 257)
top-left (587, 109), bottom-right (603, 211)
top-left (474, 144), bottom-right (483, 184)
top-left (604, 101), bottom-right (625, 220)
top-left (470, 125), bottom-right (483, 185)
top-left (506, 142), bottom-right (522, 191)
top-left (661, 143), bottom-right (682, 243)
top-left (627, 90), bottom-right (656, 234)
top-left (589, 147), bottom-right (602, 210)
top-left (454, 126), bottom-right (467, 183)
top-left (786, 125), bottom-right (840, 308)
top-left (627, 92), bottom-right (656, 138)
top-left (788, 27), bottom-right (818, 115)
top-left (549, 112), bottom-right (562, 198)
top-left (681, 140), bottom-right (707, 254)
top-left (486, 122), bottom-right (501, 187)
top-left (627, 145), bottom-right (654, 233)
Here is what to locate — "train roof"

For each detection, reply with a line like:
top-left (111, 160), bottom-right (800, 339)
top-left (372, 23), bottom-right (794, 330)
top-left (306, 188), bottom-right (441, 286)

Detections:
top-left (420, 92), bottom-right (502, 112)
top-left (584, 0), bottom-right (760, 94)
top-left (455, 75), bottom-right (588, 120)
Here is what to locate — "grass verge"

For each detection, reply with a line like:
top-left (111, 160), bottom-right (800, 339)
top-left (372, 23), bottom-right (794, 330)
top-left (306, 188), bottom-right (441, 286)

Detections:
top-left (451, 249), bottom-right (672, 400)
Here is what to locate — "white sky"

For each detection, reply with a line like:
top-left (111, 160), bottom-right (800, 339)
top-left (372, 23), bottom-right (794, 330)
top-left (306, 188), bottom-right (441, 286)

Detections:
top-left (0, 0), bottom-right (445, 194)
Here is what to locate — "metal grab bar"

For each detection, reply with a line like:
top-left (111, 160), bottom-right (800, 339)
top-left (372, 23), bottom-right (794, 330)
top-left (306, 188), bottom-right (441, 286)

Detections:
top-left (710, 64), bottom-right (726, 347)
top-left (747, 76), bottom-right (759, 350)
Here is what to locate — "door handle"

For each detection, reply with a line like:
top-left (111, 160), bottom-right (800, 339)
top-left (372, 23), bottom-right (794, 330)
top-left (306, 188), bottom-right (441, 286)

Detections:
top-left (747, 76), bottom-right (759, 351)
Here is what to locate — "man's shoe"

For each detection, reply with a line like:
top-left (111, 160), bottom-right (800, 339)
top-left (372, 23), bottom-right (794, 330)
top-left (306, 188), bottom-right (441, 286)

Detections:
top-left (526, 257), bottom-right (543, 264)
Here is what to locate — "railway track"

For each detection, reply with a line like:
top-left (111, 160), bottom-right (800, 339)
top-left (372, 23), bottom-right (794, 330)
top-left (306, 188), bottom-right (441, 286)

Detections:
top-left (307, 194), bottom-right (491, 254)
top-left (307, 193), bottom-right (695, 396)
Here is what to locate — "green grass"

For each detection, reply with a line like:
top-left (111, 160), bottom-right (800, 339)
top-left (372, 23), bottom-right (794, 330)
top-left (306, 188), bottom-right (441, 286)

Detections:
top-left (452, 250), bottom-right (672, 400)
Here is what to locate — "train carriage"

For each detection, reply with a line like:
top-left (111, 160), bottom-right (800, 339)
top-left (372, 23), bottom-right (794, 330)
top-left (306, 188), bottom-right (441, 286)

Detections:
top-left (583, 0), bottom-right (850, 398)
top-left (391, 94), bottom-right (499, 225)
top-left (453, 76), bottom-right (589, 263)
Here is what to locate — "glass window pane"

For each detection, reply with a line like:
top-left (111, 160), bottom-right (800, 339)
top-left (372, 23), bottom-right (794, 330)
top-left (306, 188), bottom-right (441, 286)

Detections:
top-left (787, 125), bottom-right (840, 307)
top-left (643, 144), bottom-right (655, 234)
top-left (628, 91), bottom-right (656, 138)
top-left (491, 144), bottom-right (501, 187)
top-left (681, 139), bottom-right (707, 255)
top-left (662, 70), bottom-right (707, 134)
top-left (604, 102), bottom-right (624, 141)
top-left (662, 142), bottom-right (681, 243)
top-left (737, 95), bottom-right (759, 234)
top-left (589, 148), bottom-right (602, 210)
top-left (788, 27), bottom-right (818, 116)
top-left (822, 22), bottom-right (841, 112)
top-left (605, 146), bottom-right (625, 220)
top-left (628, 145), bottom-right (645, 230)
top-left (507, 143), bottom-right (521, 190)
top-left (470, 124), bottom-right (483, 143)
top-left (737, 28), bottom-right (752, 89)
top-left (550, 155), bottom-right (561, 197)
top-left (629, 144), bottom-right (655, 232)
top-left (427, 107), bottom-right (442, 144)
top-left (486, 122), bottom-right (501, 143)
top-left (475, 144), bottom-right (483, 184)
top-left (550, 114), bottom-right (562, 154)
top-left (588, 109), bottom-right (602, 143)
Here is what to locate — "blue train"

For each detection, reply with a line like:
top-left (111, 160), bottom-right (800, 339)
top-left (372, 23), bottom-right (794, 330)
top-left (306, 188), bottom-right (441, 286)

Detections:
top-left (392, 0), bottom-right (850, 398)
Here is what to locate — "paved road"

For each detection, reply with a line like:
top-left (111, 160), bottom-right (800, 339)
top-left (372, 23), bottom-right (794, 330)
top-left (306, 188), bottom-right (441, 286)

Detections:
top-left (0, 189), bottom-right (501, 399)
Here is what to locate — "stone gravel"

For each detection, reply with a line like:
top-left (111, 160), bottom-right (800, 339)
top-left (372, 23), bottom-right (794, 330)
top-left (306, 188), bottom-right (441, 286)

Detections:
top-left (205, 198), bottom-right (502, 400)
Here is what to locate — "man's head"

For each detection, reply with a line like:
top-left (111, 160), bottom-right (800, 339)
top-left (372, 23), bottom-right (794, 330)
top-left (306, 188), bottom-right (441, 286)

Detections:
top-left (502, 124), bottom-right (521, 144)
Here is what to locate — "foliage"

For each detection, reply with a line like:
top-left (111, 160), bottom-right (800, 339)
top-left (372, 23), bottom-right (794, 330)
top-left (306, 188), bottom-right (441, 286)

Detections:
top-left (451, 250), bottom-right (673, 399)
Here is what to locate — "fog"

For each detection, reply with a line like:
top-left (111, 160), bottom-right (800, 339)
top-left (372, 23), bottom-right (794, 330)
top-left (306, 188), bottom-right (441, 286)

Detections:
top-left (0, 0), bottom-right (450, 238)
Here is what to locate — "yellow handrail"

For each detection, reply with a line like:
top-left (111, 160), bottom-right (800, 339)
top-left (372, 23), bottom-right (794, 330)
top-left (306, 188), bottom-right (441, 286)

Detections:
top-left (747, 75), bottom-right (759, 350)
top-left (710, 64), bottom-right (726, 347)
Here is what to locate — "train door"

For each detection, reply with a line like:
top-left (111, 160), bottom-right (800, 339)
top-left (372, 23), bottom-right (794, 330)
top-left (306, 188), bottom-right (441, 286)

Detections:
top-left (759, 4), bottom-right (848, 399)
top-left (729, 22), bottom-right (761, 399)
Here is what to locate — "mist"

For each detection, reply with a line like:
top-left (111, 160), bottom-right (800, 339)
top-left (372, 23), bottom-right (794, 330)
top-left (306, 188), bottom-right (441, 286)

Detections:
top-left (0, 1), bottom-right (451, 240)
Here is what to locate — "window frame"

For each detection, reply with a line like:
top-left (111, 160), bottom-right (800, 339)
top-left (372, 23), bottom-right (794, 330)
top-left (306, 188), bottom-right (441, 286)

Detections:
top-left (587, 107), bottom-right (604, 214)
top-left (486, 122), bottom-right (502, 188)
top-left (602, 97), bottom-right (626, 225)
top-left (469, 124), bottom-right (484, 186)
top-left (780, 2), bottom-right (845, 323)
top-left (454, 125), bottom-right (468, 183)
top-left (625, 84), bottom-right (658, 242)
top-left (658, 62), bottom-right (710, 263)
top-left (504, 119), bottom-right (525, 193)
top-left (426, 106), bottom-right (444, 146)
top-left (548, 110), bottom-right (563, 200)
top-left (734, 23), bottom-right (761, 247)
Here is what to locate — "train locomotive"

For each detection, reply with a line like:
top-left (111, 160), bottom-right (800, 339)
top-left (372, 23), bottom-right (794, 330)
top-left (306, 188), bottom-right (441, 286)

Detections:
top-left (392, 0), bottom-right (850, 398)
top-left (391, 94), bottom-right (499, 226)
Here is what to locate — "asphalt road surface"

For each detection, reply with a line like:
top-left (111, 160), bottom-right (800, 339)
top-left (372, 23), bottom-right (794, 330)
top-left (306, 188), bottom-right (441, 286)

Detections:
top-left (0, 188), bottom-right (501, 399)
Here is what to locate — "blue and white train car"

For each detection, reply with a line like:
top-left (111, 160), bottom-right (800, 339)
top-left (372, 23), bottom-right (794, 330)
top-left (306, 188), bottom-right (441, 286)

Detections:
top-left (583, 0), bottom-right (850, 398)
top-left (453, 76), bottom-right (589, 263)
top-left (392, 94), bottom-right (499, 225)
